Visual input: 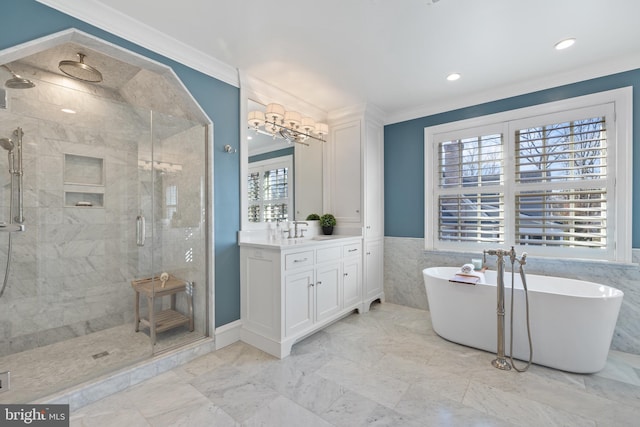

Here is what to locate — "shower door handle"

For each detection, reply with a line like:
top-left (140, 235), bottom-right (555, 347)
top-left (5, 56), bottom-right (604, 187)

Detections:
top-left (0, 222), bottom-right (25, 232)
top-left (136, 215), bottom-right (146, 246)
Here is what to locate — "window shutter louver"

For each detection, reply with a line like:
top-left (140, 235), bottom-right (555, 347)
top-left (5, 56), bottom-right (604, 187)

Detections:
top-left (515, 117), bottom-right (607, 248)
top-left (437, 134), bottom-right (504, 243)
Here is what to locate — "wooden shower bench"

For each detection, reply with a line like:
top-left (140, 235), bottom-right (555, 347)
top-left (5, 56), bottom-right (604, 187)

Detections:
top-left (131, 274), bottom-right (194, 345)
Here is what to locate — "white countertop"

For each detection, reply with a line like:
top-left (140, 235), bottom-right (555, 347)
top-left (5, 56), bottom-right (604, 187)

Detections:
top-left (239, 234), bottom-right (362, 250)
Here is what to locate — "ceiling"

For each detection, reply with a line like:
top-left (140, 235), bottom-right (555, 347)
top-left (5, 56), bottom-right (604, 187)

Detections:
top-left (41, 0), bottom-right (640, 123)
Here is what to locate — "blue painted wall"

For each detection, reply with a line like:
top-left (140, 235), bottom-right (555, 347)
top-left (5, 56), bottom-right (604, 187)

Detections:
top-left (2, 0), bottom-right (241, 326)
top-left (385, 70), bottom-right (640, 248)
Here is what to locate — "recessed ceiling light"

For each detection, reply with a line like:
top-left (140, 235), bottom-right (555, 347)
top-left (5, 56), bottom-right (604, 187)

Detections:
top-left (554, 38), bottom-right (576, 50)
top-left (61, 108), bottom-right (76, 114)
top-left (446, 73), bottom-right (461, 81)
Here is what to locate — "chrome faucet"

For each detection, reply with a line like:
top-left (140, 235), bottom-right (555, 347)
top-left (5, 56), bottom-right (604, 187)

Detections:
top-left (292, 221), bottom-right (308, 238)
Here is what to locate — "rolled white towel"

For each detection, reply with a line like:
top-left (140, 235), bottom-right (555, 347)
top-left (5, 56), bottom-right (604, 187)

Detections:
top-left (460, 263), bottom-right (475, 274)
top-left (459, 263), bottom-right (485, 283)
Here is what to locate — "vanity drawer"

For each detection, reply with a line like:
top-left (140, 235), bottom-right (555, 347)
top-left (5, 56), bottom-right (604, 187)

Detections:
top-left (343, 242), bottom-right (362, 257)
top-left (285, 250), bottom-right (314, 270)
top-left (316, 245), bottom-right (341, 264)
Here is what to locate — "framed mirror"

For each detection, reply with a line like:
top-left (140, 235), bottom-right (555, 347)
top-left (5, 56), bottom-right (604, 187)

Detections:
top-left (243, 99), bottom-right (324, 227)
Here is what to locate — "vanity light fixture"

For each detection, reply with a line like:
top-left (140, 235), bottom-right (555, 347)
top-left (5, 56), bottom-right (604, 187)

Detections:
top-left (248, 103), bottom-right (328, 145)
top-left (554, 38), bottom-right (576, 50)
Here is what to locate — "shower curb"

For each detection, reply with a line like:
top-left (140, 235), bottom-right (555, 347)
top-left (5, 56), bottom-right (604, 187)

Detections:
top-left (33, 337), bottom-right (216, 411)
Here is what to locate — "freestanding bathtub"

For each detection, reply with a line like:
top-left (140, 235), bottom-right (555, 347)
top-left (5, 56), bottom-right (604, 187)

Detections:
top-left (423, 266), bottom-right (624, 373)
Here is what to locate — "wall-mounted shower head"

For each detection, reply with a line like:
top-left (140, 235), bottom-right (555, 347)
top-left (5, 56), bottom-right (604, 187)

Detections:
top-left (0, 137), bottom-right (14, 152)
top-left (1, 64), bottom-right (35, 89)
top-left (58, 53), bottom-right (103, 83)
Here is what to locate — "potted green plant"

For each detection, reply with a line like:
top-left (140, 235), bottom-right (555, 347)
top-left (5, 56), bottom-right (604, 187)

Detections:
top-left (306, 213), bottom-right (320, 220)
top-left (319, 213), bottom-right (336, 235)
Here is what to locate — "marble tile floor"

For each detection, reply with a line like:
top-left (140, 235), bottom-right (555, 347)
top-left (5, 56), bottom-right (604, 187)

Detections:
top-left (0, 324), bottom-right (203, 404)
top-left (69, 302), bottom-right (640, 427)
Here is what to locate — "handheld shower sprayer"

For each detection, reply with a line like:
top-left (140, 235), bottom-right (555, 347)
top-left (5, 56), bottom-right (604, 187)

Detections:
top-left (519, 252), bottom-right (527, 266)
top-left (1, 128), bottom-right (25, 223)
top-left (0, 137), bottom-right (13, 152)
top-left (0, 137), bottom-right (15, 174)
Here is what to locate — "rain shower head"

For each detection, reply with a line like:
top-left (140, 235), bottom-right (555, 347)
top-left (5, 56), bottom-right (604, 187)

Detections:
top-left (58, 53), bottom-right (103, 83)
top-left (0, 138), bottom-right (14, 152)
top-left (1, 64), bottom-right (35, 89)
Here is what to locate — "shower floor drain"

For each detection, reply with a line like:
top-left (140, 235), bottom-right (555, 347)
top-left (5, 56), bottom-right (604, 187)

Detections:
top-left (92, 351), bottom-right (110, 360)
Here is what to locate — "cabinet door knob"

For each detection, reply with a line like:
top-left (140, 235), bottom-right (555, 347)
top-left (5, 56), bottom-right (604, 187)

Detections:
top-left (343, 273), bottom-right (348, 276)
top-left (316, 281), bottom-right (322, 285)
top-left (309, 282), bottom-right (315, 287)
top-left (366, 252), bottom-right (371, 255)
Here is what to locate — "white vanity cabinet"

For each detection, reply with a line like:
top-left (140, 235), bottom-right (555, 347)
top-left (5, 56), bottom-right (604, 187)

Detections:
top-left (327, 106), bottom-right (385, 311)
top-left (342, 242), bottom-right (362, 308)
top-left (240, 237), bottom-right (362, 358)
top-left (329, 121), bottom-right (362, 224)
top-left (364, 238), bottom-right (383, 302)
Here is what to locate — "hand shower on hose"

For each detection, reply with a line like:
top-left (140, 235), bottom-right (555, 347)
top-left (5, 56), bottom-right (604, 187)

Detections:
top-left (2, 128), bottom-right (25, 224)
top-left (0, 137), bottom-right (14, 176)
top-left (0, 127), bottom-right (26, 299)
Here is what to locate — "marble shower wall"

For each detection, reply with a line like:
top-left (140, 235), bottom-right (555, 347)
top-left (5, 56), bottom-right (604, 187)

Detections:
top-left (384, 236), bottom-right (640, 356)
top-left (0, 67), bottom-right (207, 356)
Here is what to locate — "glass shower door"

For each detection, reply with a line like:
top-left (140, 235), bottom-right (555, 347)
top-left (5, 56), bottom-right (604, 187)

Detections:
top-left (144, 110), bottom-right (208, 353)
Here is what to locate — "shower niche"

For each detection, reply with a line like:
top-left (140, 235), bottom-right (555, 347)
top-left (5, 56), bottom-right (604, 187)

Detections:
top-left (63, 153), bottom-right (104, 207)
top-left (0, 29), bottom-right (213, 404)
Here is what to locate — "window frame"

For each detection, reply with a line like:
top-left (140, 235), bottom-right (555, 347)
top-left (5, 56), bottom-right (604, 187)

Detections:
top-left (247, 155), bottom-right (293, 223)
top-left (424, 87), bottom-right (632, 263)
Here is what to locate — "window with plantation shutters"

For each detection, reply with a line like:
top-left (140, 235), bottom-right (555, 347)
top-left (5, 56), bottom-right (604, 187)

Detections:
top-left (165, 184), bottom-right (178, 221)
top-left (424, 88), bottom-right (632, 262)
top-left (262, 167), bottom-right (289, 221)
top-left (514, 117), bottom-right (607, 248)
top-left (247, 171), bottom-right (261, 222)
top-left (437, 133), bottom-right (504, 243)
top-left (247, 156), bottom-right (292, 223)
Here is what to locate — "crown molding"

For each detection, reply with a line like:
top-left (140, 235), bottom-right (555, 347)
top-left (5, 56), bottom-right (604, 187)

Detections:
top-left (36, 0), bottom-right (239, 87)
top-left (243, 74), bottom-right (328, 120)
top-left (327, 102), bottom-right (386, 126)
top-left (386, 52), bottom-right (640, 126)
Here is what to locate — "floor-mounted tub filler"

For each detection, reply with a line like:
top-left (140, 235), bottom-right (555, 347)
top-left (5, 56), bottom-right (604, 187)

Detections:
top-left (423, 263), bottom-right (624, 374)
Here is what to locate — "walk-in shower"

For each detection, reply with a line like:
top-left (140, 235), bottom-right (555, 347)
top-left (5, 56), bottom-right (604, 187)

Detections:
top-left (0, 37), bottom-right (211, 404)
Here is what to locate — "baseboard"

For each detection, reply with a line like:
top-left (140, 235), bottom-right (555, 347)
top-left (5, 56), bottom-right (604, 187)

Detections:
top-left (214, 319), bottom-right (242, 350)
